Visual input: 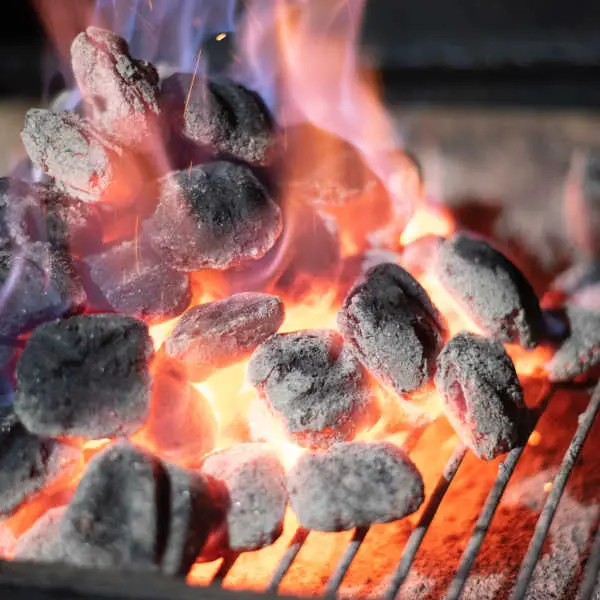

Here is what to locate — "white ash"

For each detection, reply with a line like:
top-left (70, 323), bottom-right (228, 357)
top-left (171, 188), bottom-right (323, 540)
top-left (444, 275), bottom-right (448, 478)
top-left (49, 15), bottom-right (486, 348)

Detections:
top-left (71, 27), bottom-right (160, 148)
top-left (436, 232), bottom-right (544, 348)
top-left (144, 162), bottom-right (282, 271)
top-left (84, 239), bottom-right (191, 322)
top-left (247, 329), bottom-right (374, 449)
top-left (337, 262), bottom-right (447, 395)
top-left (0, 406), bottom-right (80, 517)
top-left (435, 331), bottom-right (527, 460)
top-left (546, 305), bottom-right (600, 382)
top-left (287, 441), bottom-right (424, 532)
top-left (165, 292), bottom-right (284, 381)
top-left (14, 314), bottom-right (154, 439)
top-left (201, 443), bottom-right (287, 553)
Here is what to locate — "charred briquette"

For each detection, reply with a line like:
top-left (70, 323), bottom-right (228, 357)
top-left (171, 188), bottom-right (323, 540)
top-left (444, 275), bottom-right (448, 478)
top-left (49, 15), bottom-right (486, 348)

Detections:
top-left (337, 262), bottom-right (447, 395)
top-left (84, 239), bottom-right (191, 322)
top-left (71, 27), bottom-right (160, 148)
top-left (145, 162), bottom-right (282, 271)
top-left (21, 110), bottom-right (116, 203)
top-left (436, 232), bottom-right (544, 348)
top-left (287, 442), bottom-right (424, 532)
top-left (60, 442), bottom-right (216, 575)
top-left (201, 444), bottom-right (287, 553)
top-left (143, 356), bottom-right (217, 462)
top-left (435, 331), bottom-right (528, 460)
top-left (0, 406), bottom-right (80, 517)
top-left (161, 73), bottom-right (273, 166)
top-left (546, 305), bottom-right (600, 381)
top-left (247, 330), bottom-right (373, 449)
top-left (14, 314), bottom-right (154, 439)
top-left (14, 507), bottom-right (66, 563)
top-left (165, 293), bottom-right (284, 380)
top-left (0, 242), bottom-right (86, 337)
top-left (0, 344), bottom-right (16, 406)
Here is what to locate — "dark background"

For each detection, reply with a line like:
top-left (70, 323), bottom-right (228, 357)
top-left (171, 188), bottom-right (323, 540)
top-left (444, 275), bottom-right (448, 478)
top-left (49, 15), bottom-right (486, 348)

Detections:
top-left (4, 1), bottom-right (600, 107)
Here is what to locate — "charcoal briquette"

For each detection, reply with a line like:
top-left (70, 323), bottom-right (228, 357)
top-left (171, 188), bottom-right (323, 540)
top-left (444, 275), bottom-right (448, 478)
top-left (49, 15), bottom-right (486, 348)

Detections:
top-left (60, 442), bottom-right (216, 575)
top-left (247, 330), bottom-right (373, 449)
top-left (287, 441), bottom-right (424, 531)
top-left (0, 406), bottom-right (80, 517)
top-left (337, 262), bottom-right (447, 395)
top-left (161, 74), bottom-right (273, 165)
top-left (145, 162), bottom-right (282, 271)
top-left (84, 239), bottom-right (191, 322)
top-left (14, 507), bottom-right (67, 563)
top-left (0, 344), bottom-right (15, 406)
top-left (0, 178), bottom-right (41, 250)
top-left (436, 232), bottom-right (544, 348)
top-left (546, 305), bottom-right (600, 381)
top-left (201, 443), bottom-right (287, 552)
top-left (71, 27), bottom-right (160, 148)
top-left (435, 331), bottom-right (528, 460)
top-left (14, 314), bottom-right (154, 439)
top-left (165, 293), bottom-right (284, 380)
top-left (0, 242), bottom-right (86, 337)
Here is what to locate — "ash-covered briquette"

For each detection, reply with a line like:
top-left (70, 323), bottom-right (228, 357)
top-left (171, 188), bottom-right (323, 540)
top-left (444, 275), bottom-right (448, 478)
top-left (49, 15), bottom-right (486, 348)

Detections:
top-left (161, 73), bottom-right (273, 166)
top-left (84, 239), bottom-right (191, 322)
top-left (71, 27), bottom-right (160, 148)
top-left (14, 507), bottom-right (66, 563)
top-left (337, 262), bottom-right (447, 395)
top-left (287, 442), bottom-right (424, 532)
top-left (14, 314), bottom-right (154, 439)
top-left (0, 242), bottom-right (86, 337)
top-left (0, 406), bottom-right (80, 517)
top-left (144, 356), bottom-right (217, 462)
top-left (21, 109), bottom-right (118, 203)
top-left (436, 232), bottom-right (544, 348)
top-left (435, 331), bottom-right (528, 460)
top-left (546, 305), bottom-right (600, 381)
top-left (145, 162), bottom-right (282, 271)
top-left (165, 293), bottom-right (284, 380)
top-left (201, 444), bottom-right (287, 553)
top-left (61, 442), bottom-right (216, 575)
top-left (247, 330), bottom-right (373, 449)
top-left (0, 178), bottom-right (40, 249)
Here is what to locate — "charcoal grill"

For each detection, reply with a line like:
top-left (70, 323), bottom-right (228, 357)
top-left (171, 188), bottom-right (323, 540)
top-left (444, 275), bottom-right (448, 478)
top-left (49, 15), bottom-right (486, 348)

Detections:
top-left (0, 380), bottom-right (598, 600)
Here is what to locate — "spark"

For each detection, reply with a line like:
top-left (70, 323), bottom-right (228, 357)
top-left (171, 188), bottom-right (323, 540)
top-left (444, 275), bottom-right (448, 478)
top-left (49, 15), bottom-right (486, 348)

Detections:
top-left (527, 430), bottom-right (542, 446)
top-left (216, 33), bottom-right (227, 42)
top-left (184, 50), bottom-right (203, 120)
top-left (187, 161), bottom-right (193, 176)
top-left (543, 481), bottom-right (553, 493)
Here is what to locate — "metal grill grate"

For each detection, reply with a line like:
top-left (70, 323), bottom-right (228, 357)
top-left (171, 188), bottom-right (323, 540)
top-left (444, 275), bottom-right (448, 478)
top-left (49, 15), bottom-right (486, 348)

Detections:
top-left (206, 381), bottom-right (600, 600)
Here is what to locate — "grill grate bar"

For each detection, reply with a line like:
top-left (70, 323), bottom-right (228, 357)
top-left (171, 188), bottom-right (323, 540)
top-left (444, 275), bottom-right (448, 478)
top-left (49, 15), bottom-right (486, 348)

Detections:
top-left (324, 526), bottom-right (370, 597)
top-left (383, 443), bottom-right (468, 600)
top-left (510, 381), bottom-right (600, 600)
top-left (579, 524), bottom-right (600, 600)
top-left (444, 383), bottom-right (555, 600)
top-left (265, 528), bottom-right (309, 593)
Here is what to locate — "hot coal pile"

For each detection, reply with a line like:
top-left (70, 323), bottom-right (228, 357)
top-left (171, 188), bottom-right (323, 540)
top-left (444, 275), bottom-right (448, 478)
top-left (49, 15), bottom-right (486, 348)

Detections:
top-left (287, 441), bottom-right (424, 531)
top-left (435, 332), bottom-right (529, 460)
top-left (248, 330), bottom-right (374, 449)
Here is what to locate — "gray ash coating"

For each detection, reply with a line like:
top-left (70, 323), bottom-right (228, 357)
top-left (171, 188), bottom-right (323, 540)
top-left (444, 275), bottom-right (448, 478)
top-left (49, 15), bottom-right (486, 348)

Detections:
top-left (20, 110), bottom-right (117, 203)
top-left (60, 442), bottom-right (217, 575)
top-left (436, 232), bottom-right (544, 348)
top-left (545, 305), bottom-right (600, 382)
top-left (435, 331), bottom-right (527, 460)
top-left (14, 507), bottom-right (66, 563)
top-left (71, 27), bottom-right (160, 148)
top-left (0, 406), bottom-right (79, 517)
top-left (0, 178), bottom-right (40, 249)
top-left (84, 239), bottom-right (191, 322)
top-left (165, 293), bottom-right (284, 380)
top-left (337, 262), bottom-right (447, 395)
top-left (247, 329), bottom-right (373, 449)
top-left (201, 444), bottom-right (287, 553)
top-left (0, 242), bottom-right (86, 337)
top-left (14, 314), bottom-right (154, 439)
top-left (144, 162), bottom-right (282, 271)
top-left (287, 441), bottom-right (424, 531)
top-left (161, 74), bottom-right (274, 166)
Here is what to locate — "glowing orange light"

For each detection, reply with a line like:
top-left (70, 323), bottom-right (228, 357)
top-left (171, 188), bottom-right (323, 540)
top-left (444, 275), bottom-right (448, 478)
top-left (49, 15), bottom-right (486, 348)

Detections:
top-left (527, 430), bottom-right (542, 446)
top-left (544, 481), bottom-right (553, 493)
top-left (215, 33), bottom-right (227, 41)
